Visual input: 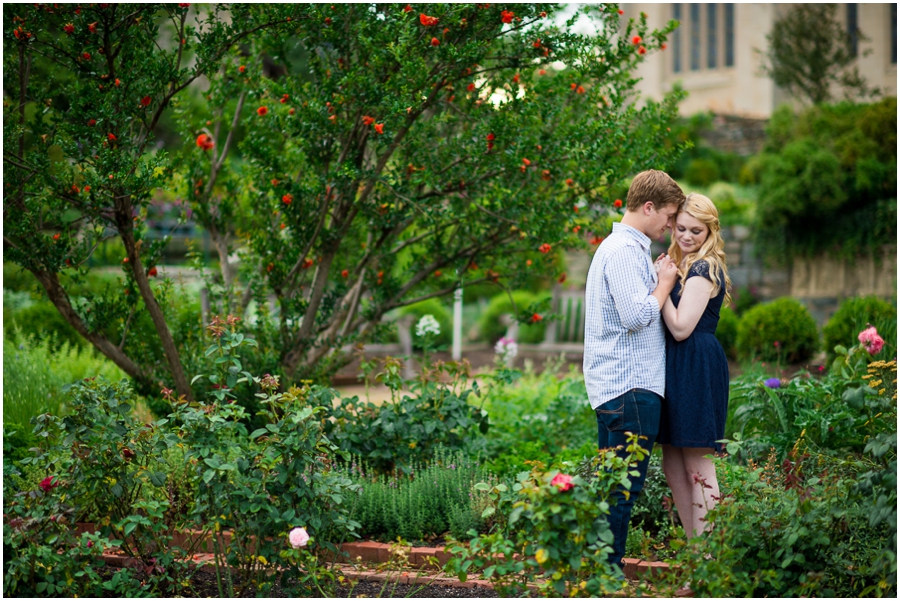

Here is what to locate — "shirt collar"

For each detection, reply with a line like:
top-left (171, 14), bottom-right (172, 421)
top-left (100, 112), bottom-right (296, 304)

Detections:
top-left (612, 221), bottom-right (652, 252)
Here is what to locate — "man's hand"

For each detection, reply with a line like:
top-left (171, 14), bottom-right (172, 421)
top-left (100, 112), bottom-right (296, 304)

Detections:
top-left (651, 254), bottom-right (678, 309)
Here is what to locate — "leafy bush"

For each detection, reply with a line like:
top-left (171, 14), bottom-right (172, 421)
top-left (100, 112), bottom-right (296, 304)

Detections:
top-left (340, 448), bottom-right (497, 542)
top-left (3, 334), bottom-right (124, 428)
top-left (754, 99), bottom-right (897, 262)
top-left (684, 158), bottom-right (721, 187)
top-left (715, 305), bottom-right (739, 360)
top-left (823, 296), bottom-right (896, 362)
top-left (4, 300), bottom-right (86, 351)
top-left (446, 436), bottom-right (651, 597)
top-left (398, 298), bottom-right (452, 350)
top-left (735, 297), bottom-right (818, 363)
top-left (730, 285), bottom-right (761, 316)
top-left (479, 291), bottom-right (550, 344)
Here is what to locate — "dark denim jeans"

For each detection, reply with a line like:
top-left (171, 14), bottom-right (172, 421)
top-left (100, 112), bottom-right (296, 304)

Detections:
top-left (595, 388), bottom-right (662, 569)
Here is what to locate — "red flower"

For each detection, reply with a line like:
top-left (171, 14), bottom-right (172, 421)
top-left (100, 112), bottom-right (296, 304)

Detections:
top-left (576, 85), bottom-right (585, 94)
top-left (329, 115), bottom-right (337, 123)
top-left (434, 270), bottom-right (442, 277)
top-left (521, 157), bottom-right (531, 165)
top-left (591, 235), bottom-right (604, 245)
top-left (271, 178), bottom-right (280, 186)
top-left (531, 313), bottom-right (543, 323)
top-left (141, 96), bottom-right (152, 106)
top-left (302, 258), bottom-right (314, 269)
top-left (558, 273), bottom-right (567, 283)
top-left (107, 133), bottom-right (117, 141)
top-left (196, 133), bottom-right (214, 150)
top-left (280, 223), bottom-right (286, 229)
top-left (70, 185), bottom-right (80, 194)
top-left (526, 259), bottom-right (533, 266)
top-left (87, 119), bottom-right (96, 126)
top-left (551, 473), bottom-right (573, 491)
top-left (538, 69), bottom-right (546, 76)
top-left (362, 115), bottom-right (375, 126)
top-left (374, 123), bottom-right (384, 134)
top-left (570, 83), bottom-right (577, 90)
top-left (63, 23), bottom-right (74, 35)
top-left (257, 106), bottom-right (268, 116)
top-left (539, 243), bottom-right (551, 254)
top-left (53, 233), bottom-right (60, 240)
top-left (239, 65), bottom-right (246, 73)
top-left (280, 94), bottom-right (289, 103)
top-left (467, 82), bottom-right (476, 92)
top-left (419, 13), bottom-right (439, 26)
top-left (114, 78), bottom-right (121, 87)
top-left (282, 194), bottom-right (293, 205)
top-left (613, 199), bottom-right (623, 208)
top-left (122, 257), bottom-right (129, 263)
top-left (618, 9), bottom-right (624, 15)
top-left (661, 43), bottom-right (667, 50)
top-left (324, 17), bottom-right (332, 25)
top-left (631, 35), bottom-right (642, 45)
top-left (39, 477), bottom-right (59, 493)
top-left (638, 46), bottom-right (646, 55)
top-left (88, 22), bottom-right (97, 33)
top-left (500, 10), bottom-right (515, 23)
top-left (82, 52), bottom-right (92, 60)
top-left (289, 108), bottom-right (296, 115)
top-left (341, 269), bottom-right (349, 278)
top-left (403, 5), bottom-right (412, 12)
top-left (178, 3), bottom-right (190, 7)
top-left (430, 37), bottom-right (440, 46)
top-left (572, 225), bottom-right (581, 233)
top-left (487, 132), bottom-right (495, 141)
top-left (148, 266), bottom-right (158, 277)
top-left (533, 39), bottom-right (541, 48)
top-left (541, 169), bottom-right (551, 181)
top-left (512, 73), bottom-right (520, 83)
top-left (539, 11), bottom-right (547, 18)
top-left (566, 178), bottom-right (574, 186)
top-left (84, 186), bottom-right (91, 193)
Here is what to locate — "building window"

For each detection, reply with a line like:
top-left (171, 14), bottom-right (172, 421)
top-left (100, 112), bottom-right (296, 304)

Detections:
top-left (690, 3), bottom-right (701, 70)
top-left (892, 4), bottom-right (897, 65)
top-left (847, 4), bottom-right (858, 57)
top-left (724, 3), bottom-right (734, 67)
top-left (707, 4), bottom-right (718, 68)
top-left (673, 4), bottom-right (682, 72)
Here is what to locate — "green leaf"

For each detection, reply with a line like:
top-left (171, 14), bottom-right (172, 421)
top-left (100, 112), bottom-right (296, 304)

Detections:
top-left (204, 457), bottom-right (221, 469)
top-left (481, 507), bottom-right (495, 519)
top-left (203, 469), bottom-right (216, 484)
top-left (124, 522), bottom-right (137, 537)
top-left (149, 471), bottom-right (167, 487)
top-left (474, 482), bottom-right (491, 491)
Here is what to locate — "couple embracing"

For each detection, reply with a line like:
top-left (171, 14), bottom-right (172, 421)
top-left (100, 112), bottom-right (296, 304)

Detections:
top-left (584, 170), bottom-right (731, 573)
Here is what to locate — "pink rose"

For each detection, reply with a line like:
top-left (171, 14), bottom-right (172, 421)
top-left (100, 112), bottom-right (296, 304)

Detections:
top-left (39, 476), bottom-right (59, 493)
top-left (551, 473), bottom-right (574, 492)
top-left (858, 327), bottom-right (885, 355)
top-left (289, 527), bottom-right (309, 548)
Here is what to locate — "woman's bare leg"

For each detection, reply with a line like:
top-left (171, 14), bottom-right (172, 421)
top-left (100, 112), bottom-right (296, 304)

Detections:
top-left (661, 444), bottom-right (694, 535)
top-left (681, 447), bottom-right (720, 538)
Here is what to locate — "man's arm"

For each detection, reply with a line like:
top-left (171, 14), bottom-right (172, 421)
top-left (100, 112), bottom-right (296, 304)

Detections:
top-left (606, 247), bottom-right (676, 332)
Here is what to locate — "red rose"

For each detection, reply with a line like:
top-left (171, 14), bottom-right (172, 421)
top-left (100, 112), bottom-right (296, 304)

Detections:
top-left (148, 267), bottom-right (158, 277)
top-left (403, 5), bottom-right (412, 12)
top-left (500, 10), bottom-right (514, 23)
top-left (239, 65), bottom-right (246, 73)
top-left (257, 106), bottom-right (268, 116)
top-left (512, 73), bottom-right (520, 83)
top-left (374, 123), bottom-right (384, 134)
top-left (282, 194), bottom-right (293, 205)
top-left (570, 83), bottom-right (577, 90)
top-left (467, 82), bottom-right (475, 92)
top-left (613, 199), bottom-right (623, 208)
top-left (551, 473), bottom-right (573, 491)
top-left (539, 243), bottom-right (551, 253)
top-left (487, 132), bottom-right (495, 141)
top-left (82, 52), bottom-right (92, 60)
top-left (576, 85), bottom-right (585, 94)
top-left (107, 133), bottom-right (117, 141)
top-left (280, 94), bottom-right (289, 103)
top-left (115, 78), bottom-right (121, 87)
top-left (63, 23), bottom-right (74, 34)
top-left (430, 37), bottom-right (440, 46)
top-left (531, 313), bottom-right (543, 323)
top-left (341, 269), bottom-right (349, 278)
top-left (533, 39), bottom-right (541, 48)
top-left (87, 119), bottom-right (96, 126)
top-left (618, 9), bottom-right (624, 15)
top-left (39, 477), bottom-right (59, 493)
top-left (631, 35), bottom-right (642, 45)
top-left (53, 233), bottom-right (60, 240)
top-left (362, 115), bottom-right (375, 126)
top-left (196, 133), bottom-right (214, 150)
top-left (638, 46), bottom-right (646, 55)
top-left (141, 96), bottom-right (152, 106)
top-left (178, 3), bottom-right (190, 7)
top-left (122, 448), bottom-right (135, 460)
top-left (419, 13), bottom-right (439, 26)
top-left (591, 236), bottom-right (604, 245)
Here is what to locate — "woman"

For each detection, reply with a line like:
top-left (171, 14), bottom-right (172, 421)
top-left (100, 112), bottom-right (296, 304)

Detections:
top-left (656, 193), bottom-right (731, 539)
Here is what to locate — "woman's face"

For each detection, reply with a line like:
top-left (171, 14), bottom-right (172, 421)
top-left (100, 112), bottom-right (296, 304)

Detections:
top-left (674, 211), bottom-right (709, 254)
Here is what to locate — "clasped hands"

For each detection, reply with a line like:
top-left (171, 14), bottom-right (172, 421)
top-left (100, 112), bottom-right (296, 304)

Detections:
top-left (654, 253), bottom-right (678, 284)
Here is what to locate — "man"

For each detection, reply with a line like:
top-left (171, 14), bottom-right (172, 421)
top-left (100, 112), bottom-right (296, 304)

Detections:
top-left (583, 169), bottom-right (684, 572)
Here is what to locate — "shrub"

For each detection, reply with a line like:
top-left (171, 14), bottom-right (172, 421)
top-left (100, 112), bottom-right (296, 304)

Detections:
top-left (730, 285), bottom-right (761, 316)
top-left (398, 298), bottom-right (452, 350)
top-left (684, 158), bottom-right (721, 187)
top-left (735, 297), bottom-right (818, 363)
top-left (715, 305), bottom-right (739, 360)
top-left (479, 290), bottom-right (549, 344)
top-left (4, 300), bottom-right (86, 351)
top-left (822, 296), bottom-right (896, 362)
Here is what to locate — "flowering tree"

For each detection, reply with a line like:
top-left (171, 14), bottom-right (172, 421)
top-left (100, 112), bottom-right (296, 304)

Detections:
top-left (5, 3), bottom-right (684, 400)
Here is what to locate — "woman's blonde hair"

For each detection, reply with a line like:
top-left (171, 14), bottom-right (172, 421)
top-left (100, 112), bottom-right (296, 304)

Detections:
top-left (667, 193), bottom-right (732, 306)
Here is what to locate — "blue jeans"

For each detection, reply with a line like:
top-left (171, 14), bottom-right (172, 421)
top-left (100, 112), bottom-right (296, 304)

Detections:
top-left (595, 388), bottom-right (661, 569)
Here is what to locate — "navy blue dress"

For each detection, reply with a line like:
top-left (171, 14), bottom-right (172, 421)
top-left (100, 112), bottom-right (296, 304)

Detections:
top-left (658, 260), bottom-right (729, 452)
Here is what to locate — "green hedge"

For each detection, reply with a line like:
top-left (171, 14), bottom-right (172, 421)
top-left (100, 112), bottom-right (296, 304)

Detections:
top-left (823, 296), bottom-right (896, 362)
top-left (736, 297), bottom-right (819, 363)
top-left (715, 305), bottom-right (739, 360)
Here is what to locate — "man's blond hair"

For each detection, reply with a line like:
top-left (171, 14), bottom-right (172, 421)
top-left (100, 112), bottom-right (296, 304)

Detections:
top-left (626, 170), bottom-right (685, 212)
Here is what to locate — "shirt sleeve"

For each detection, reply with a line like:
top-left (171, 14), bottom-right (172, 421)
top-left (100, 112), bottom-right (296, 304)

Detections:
top-left (604, 245), bottom-right (660, 332)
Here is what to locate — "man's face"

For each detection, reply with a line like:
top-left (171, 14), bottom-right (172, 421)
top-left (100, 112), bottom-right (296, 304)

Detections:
top-left (647, 203), bottom-right (678, 239)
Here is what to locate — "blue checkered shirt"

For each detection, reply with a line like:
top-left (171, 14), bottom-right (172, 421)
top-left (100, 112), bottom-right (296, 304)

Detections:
top-left (583, 222), bottom-right (666, 409)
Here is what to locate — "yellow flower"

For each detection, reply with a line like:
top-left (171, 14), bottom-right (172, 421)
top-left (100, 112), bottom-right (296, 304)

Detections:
top-left (408, 441), bottom-right (417, 449)
top-left (535, 548), bottom-right (549, 564)
top-left (258, 555), bottom-right (268, 565)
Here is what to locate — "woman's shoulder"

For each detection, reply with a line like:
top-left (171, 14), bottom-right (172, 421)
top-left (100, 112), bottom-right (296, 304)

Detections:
top-left (687, 258), bottom-right (712, 279)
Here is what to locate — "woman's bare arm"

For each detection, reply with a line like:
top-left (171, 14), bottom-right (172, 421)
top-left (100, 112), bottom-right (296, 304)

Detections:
top-left (661, 276), bottom-right (714, 341)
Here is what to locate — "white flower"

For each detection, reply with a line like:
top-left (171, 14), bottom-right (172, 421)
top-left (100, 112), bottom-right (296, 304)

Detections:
top-left (289, 527), bottom-right (309, 548)
top-left (415, 314), bottom-right (441, 338)
top-left (494, 337), bottom-right (518, 360)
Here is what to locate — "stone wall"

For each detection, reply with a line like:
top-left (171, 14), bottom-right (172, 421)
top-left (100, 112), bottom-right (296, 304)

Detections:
top-left (699, 114), bottom-right (769, 157)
